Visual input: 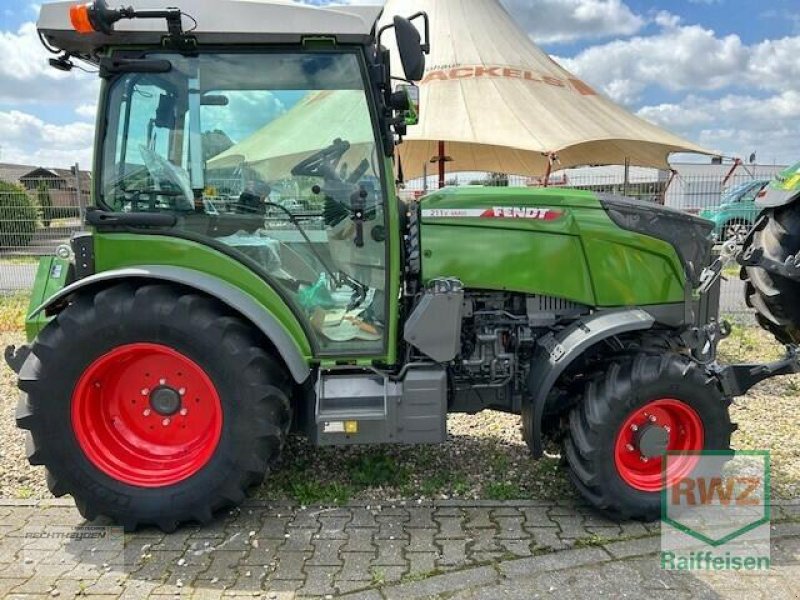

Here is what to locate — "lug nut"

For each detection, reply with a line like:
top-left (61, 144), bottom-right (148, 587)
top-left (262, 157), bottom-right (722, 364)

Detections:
top-left (143, 409), bottom-right (151, 417)
top-left (664, 426), bottom-right (671, 433)
top-left (159, 379), bottom-right (167, 385)
top-left (179, 388), bottom-right (186, 396)
top-left (649, 415), bottom-right (657, 423)
top-left (141, 388), bottom-right (149, 396)
top-left (640, 456), bottom-right (649, 463)
top-left (630, 424), bottom-right (639, 432)
top-left (180, 408), bottom-right (188, 416)
top-left (162, 418), bottom-right (171, 426)
top-left (626, 444), bottom-right (635, 452)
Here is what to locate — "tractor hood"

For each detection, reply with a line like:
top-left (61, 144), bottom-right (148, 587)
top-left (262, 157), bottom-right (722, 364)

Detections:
top-left (418, 187), bottom-right (712, 307)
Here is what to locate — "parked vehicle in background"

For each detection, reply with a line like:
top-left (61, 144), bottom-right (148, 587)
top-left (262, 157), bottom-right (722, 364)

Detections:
top-left (700, 180), bottom-right (769, 243)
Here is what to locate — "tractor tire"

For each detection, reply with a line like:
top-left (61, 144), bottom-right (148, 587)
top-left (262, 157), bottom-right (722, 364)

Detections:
top-left (742, 205), bottom-right (800, 345)
top-left (563, 352), bottom-right (734, 521)
top-left (16, 282), bottom-right (292, 532)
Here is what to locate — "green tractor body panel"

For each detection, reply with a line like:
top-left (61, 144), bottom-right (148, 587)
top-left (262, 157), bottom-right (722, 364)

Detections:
top-left (420, 187), bottom-right (687, 307)
top-left (93, 233), bottom-right (313, 359)
top-left (25, 257), bottom-right (72, 341)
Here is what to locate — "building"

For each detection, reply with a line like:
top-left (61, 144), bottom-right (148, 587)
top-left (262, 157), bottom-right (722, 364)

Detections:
top-left (0, 163), bottom-right (92, 208)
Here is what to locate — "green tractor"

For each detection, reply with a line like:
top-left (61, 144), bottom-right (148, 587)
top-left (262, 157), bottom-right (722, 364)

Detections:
top-left (7, 0), bottom-right (797, 532)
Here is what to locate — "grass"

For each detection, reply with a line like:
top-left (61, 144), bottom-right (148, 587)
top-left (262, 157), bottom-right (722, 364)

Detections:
top-left (0, 293), bottom-right (29, 332)
top-left (349, 453), bottom-right (410, 489)
top-left (287, 480), bottom-right (352, 506)
top-left (485, 481), bottom-right (525, 501)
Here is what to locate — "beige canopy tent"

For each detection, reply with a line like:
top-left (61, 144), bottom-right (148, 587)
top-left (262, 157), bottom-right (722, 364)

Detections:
top-left (209, 90), bottom-right (376, 180)
top-left (379, 0), bottom-right (712, 183)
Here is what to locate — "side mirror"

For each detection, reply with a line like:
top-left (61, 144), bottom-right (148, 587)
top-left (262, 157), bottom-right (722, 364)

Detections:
top-left (394, 16), bottom-right (426, 82)
top-left (392, 84), bottom-right (420, 126)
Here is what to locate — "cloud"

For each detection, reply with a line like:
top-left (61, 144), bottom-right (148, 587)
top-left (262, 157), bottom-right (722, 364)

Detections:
top-left (501, 0), bottom-right (645, 44)
top-left (637, 91), bottom-right (800, 163)
top-left (558, 16), bottom-right (800, 105)
top-left (0, 21), bottom-right (99, 107)
top-left (0, 110), bottom-right (94, 168)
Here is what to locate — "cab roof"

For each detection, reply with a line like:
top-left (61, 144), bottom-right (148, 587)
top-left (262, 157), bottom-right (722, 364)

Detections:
top-left (38, 0), bottom-right (384, 56)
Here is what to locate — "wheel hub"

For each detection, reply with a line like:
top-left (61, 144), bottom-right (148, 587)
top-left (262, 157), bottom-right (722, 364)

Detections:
top-left (149, 386), bottom-right (182, 416)
top-left (635, 424), bottom-right (670, 459)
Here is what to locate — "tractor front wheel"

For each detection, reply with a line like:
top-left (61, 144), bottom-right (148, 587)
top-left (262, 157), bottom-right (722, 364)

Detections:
top-left (16, 282), bottom-right (292, 532)
top-left (563, 353), bottom-right (734, 521)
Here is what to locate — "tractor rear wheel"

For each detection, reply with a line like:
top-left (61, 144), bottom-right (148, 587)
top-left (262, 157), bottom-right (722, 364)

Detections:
top-left (742, 205), bottom-right (800, 345)
top-left (16, 282), bottom-right (291, 532)
top-left (563, 353), bottom-right (734, 521)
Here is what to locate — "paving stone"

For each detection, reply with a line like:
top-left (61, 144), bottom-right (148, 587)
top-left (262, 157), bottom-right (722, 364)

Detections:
top-left (342, 528), bottom-right (375, 553)
top-left (464, 509), bottom-right (494, 530)
top-left (200, 551), bottom-right (246, 581)
top-left (495, 516), bottom-right (527, 540)
top-left (499, 546), bottom-right (610, 578)
top-left (434, 516), bottom-right (466, 540)
top-left (347, 509), bottom-right (378, 529)
top-left (306, 539), bottom-right (345, 566)
top-left (521, 506), bottom-right (558, 529)
top-left (529, 528), bottom-right (569, 551)
top-left (264, 578), bottom-right (304, 593)
top-left (405, 508), bottom-right (436, 530)
top-left (437, 539), bottom-right (468, 567)
top-left (258, 517), bottom-right (292, 540)
top-left (491, 507), bottom-right (521, 517)
top-left (405, 552), bottom-right (437, 576)
top-left (337, 552), bottom-right (374, 581)
top-left (497, 538), bottom-right (533, 557)
top-left (271, 551), bottom-right (309, 581)
top-left (317, 516), bottom-right (350, 539)
top-left (297, 565), bottom-right (339, 596)
top-left (371, 541), bottom-right (405, 567)
top-left (281, 529), bottom-right (315, 553)
top-left (604, 536), bottom-right (661, 559)
top-left (375, 565), bottom-right (405, 585)
top-left (375, 515), bottom-right (409, 540)
top-left (468, 528), bottom-right (501, 554)
top-left (335, 579), bottom-right (373, 595)
top-left (382, 565), bottom-right (497, 600)
top-left (405, 528), bottom-right (437, 553)
top-left (338, 589), bottom-right (383, 600)
top-left (118, 579), bottom-right (160, 600)
top-left (550, 514), bottom-right (588, 539)
top-left (289, 510), bottom-right (321, 530)
top-left (434, 507), bottom-right (463, 517)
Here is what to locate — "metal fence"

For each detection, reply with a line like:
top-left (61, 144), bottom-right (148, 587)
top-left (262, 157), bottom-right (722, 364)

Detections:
top-left (0, 167), bottom-right (759, 318)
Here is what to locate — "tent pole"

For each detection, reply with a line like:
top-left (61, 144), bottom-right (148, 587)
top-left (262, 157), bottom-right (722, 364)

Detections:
top-left (543, 153), bottom-right (555, 188)
top-left (662, 169), bottom-right (677, 206)
top-left (623, 158), bottom-right (630, 198)
top-left (722, 158), bottom-right (742, 187)
top-left (438, 141), bottom-right (446, 189)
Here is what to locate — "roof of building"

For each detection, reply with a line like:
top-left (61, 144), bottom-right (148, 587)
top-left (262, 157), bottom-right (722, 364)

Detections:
top-left (0, 163), bottom-right (92, 189)
top-left (39, 0), bottom-right (384, 55)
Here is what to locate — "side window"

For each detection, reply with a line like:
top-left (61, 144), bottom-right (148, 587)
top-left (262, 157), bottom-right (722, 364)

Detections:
top-left (101, 53), bottom-right (388, 356)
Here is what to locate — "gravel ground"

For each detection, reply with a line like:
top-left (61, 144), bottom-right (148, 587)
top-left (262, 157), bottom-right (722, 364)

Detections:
top-left (1, 322), bottom-right (798, 504)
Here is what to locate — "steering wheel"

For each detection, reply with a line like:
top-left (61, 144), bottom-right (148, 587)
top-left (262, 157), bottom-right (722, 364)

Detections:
top-left (291, 139), bottom-right (351, 181)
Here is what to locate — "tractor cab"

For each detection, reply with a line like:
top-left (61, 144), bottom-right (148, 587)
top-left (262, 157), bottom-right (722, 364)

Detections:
top-left (38, 0), bottom-right (428, 358)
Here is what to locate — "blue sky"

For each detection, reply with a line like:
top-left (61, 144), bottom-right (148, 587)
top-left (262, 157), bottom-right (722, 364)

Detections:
top-left (0, 0), bottom-right (797, 168)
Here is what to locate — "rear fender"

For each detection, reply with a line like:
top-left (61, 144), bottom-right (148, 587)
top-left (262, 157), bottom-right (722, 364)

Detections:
top-left (523, 309), bottom-right (656, 457)
top-left (27, 265), bottom-right (311, 384)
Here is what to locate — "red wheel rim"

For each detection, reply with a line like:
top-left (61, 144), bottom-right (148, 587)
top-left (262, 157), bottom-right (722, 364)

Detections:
top-left (71, 344), bottom-right (223, 488)
top-left (614, 399), bottom-right (704, 492)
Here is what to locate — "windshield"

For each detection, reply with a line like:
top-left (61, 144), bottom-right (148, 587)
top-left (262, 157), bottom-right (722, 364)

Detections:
top-left (721, 181), bottom-right (760, 204)
top-left (100, 51), bottom-right (388, 355)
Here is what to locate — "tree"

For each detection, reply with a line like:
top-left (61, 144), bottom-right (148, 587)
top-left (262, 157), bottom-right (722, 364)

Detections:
top-left (0, 181), bottom-right (38, 249)
top-left (485, 172), bottom-right (509, 187)
top-left (36, 181), bottom-right (53, 228)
